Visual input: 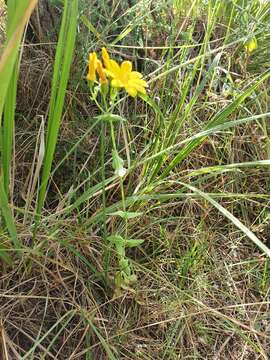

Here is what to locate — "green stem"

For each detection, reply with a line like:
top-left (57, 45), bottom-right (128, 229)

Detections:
top-left (109, 120), bottom-right (128, 238)
top-left (109, 119), bottom-right (117, 151)
top-left (120, 178), bottom-right (128, 239)
top-left (101, 121), bottom-right (109, 281)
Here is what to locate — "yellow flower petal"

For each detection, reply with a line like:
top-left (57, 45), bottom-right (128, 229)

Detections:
top-left (245, 37), bottom-right (258, 53)
top-left (111, 79), bottom-right (122, 88)
top-left (131, 78), bottom-right (148, 87)
top-left (96, 60), bottom-right (107, 84)
top-left (102, 47), bottom-right (111, 69)
top-left (121, 61), bottom-right (132, 73)
top-left (132, 83), bottom-right (146, 94)
top-left (109, 59), bottom-right (121, 76)
top-left (87, 52), bottom-right (98, 81)
top-left (126, 86), bottom-right (137, 97)
top-left (130, 71), bottom-right (143, 79)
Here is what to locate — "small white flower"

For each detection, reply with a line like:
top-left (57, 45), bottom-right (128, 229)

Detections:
top-left (115, 167), bottom-right (127, 177)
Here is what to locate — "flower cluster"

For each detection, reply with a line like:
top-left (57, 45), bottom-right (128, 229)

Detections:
top-left (87, 48), bottom-right (148, 97)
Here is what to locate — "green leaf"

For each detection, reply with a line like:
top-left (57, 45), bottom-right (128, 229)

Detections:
top-left (125, 239), bottom-right (144, 248)
top-left (95, 113), bottom-right (127, 123)
top-left (107, 235), bottom-right (144, 249)
top-left (112, 26), bottom-right (133, 45)
top-left (108, 211), bottom-right (143, 219)
top-left (119, 258), bottom-right (131, 276)
top-left (112, 150), bottom-right (125, 172)
top-left (81, 14), bottom-right (105, 43)
top-left (107, 235), bottom-right (125, 245)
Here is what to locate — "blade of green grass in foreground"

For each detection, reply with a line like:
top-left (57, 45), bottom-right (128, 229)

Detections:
top-left (0, 0), bottom-right (35, 256)
top-left (3, 70), bottom-right (17, 195)
top-left (0, 0), bottom-right (38, 118)
top-left (35, 0), bottom-right (78, 219)
top-left (180, 182), bottom-right (270, 257)
top-left (0, 175), bottom-right (19, 250)
top-left (2, 0), bottom-right (20, 195)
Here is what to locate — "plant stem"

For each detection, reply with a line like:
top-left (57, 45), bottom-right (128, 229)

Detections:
top-left (101, 121), bottom-right (109, 282)
top-left (109, 120), bottom-right (128, 238)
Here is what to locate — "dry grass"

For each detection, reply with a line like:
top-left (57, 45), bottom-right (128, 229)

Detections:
top-left (1, 0), bottom-right (270, 358)
top-left (0, 219), bottom-right (269, 359)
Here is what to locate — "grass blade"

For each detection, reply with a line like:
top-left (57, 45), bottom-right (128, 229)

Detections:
top-left (36, 0), bottom-right (78, 217)
top-left (180, 182), bottom-right (270, 257)
top-left (0, 174), bottom-right (19, 249)
top-left (2, 0), bottom-right (21, 195)
top-left (0, 0), bottom-right (38, 118)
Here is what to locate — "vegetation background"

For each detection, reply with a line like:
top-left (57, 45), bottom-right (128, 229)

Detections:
top-left (0, 0), bottom-right (270, 358)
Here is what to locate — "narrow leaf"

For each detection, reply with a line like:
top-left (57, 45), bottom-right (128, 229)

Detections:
top-left (180, 182), bottom-right (270, 257)
top-left (108, 211), bottom-right (143, 219)
top-left (0, 175), bottom-right (19, 248)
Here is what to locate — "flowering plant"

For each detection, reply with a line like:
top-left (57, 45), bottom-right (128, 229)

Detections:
top-left (87, 48), bottom-right (148, 293)
top-left (87, 48), bottom-right (148, 97)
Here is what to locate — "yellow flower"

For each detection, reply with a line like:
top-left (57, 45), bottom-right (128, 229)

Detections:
top-left (102, 47), bottom-right (111, 71)
top-left (96, 60), bottom-right (107, 84)
top-left (110, 61), bottom-right (148, 97)
top-left (87, 52), bottom-right (98, 81)
top-left (245, 37), bottom-right (258, 53)
top-left (102, 47), bottom-right (148, 97)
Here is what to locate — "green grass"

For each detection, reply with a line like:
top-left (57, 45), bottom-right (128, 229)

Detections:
top-left (0, 0), bottom-right (270, 358)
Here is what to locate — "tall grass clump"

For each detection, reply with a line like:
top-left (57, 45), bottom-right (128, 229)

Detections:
top-left (0, 0), bottom-right (78, 252)
top-left (0, 0), bottom-right (38, 259)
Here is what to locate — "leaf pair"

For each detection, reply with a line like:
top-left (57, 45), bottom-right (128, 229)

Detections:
top-left (107, 234), bottom-right (144, 248)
